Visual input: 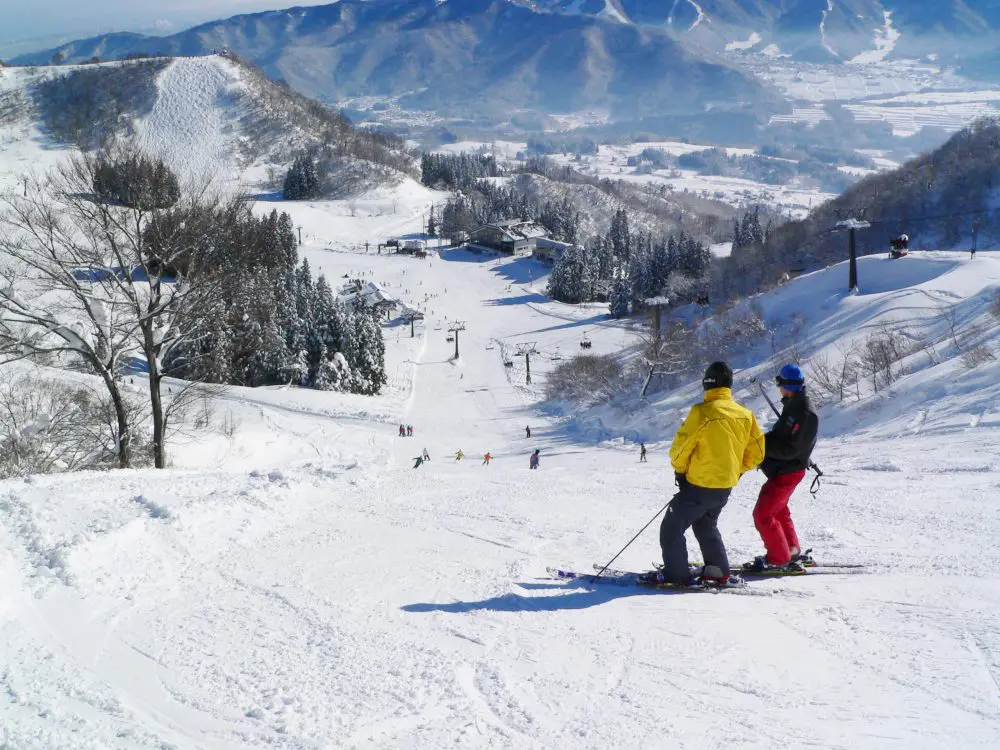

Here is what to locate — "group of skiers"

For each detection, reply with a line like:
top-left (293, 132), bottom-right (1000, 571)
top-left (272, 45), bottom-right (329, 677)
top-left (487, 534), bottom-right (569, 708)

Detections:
top-left (409, 423), bottom-right (542, 470)
top-left (412, 447), bottom-right (538, 469)
top-left (646, 361), bottom-right (818, 587)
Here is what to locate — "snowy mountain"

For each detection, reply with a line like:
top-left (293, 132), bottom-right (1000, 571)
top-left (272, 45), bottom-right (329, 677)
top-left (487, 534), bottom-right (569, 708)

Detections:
top-left (523, 0), bottom-right (1000, 64)
top-left (7, 0), bottom-right (781, 122)
top-left (0, 53), bottom-right (414, 194)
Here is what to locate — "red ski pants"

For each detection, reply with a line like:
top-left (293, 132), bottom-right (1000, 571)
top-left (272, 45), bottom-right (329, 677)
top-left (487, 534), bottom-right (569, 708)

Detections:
top-left (753, 470), bottom-right (806, 565)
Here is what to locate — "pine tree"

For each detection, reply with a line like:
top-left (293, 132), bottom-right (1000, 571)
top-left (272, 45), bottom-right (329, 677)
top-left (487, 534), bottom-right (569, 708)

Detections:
top-left (283, 155), bottom-right (322, 200)
top-left (427, 206), bottom-right (437, 237)
top-left (609, 275), bottom-right (630, 319)
top-left (547, 244), bottom-right (592, 303)
top-left (609, 208), bottom-right (631, 265)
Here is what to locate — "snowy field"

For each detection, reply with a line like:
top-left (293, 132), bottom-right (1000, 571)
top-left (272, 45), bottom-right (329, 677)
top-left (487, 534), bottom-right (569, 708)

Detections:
top-left (2, 56), bottom-right (1000, 749)
top-left (435, 139), bottom-right (835, 218)
top-left (740, 52), bottom-right (1000, 137)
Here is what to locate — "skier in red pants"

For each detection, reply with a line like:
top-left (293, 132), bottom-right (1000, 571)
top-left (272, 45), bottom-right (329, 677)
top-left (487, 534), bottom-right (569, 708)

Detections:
top-left (747, 364), bottom-right (818, 572)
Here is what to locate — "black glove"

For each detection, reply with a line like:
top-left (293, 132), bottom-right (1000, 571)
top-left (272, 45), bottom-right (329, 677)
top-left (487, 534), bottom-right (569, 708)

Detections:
top-left (674, 472), bottom-right (683, 487)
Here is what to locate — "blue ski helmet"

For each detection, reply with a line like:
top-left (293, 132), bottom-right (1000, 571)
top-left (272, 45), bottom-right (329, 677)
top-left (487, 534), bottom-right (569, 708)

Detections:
top-left (776, 363), bottom-right (805, 391)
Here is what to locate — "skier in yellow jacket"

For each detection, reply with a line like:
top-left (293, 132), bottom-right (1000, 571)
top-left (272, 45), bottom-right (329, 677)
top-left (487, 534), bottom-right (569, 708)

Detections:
top-left (650, 361), bottom-right (764, 586)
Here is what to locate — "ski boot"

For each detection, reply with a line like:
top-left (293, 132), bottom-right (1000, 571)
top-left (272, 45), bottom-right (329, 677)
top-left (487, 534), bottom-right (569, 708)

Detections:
top-left (742, 555), bottom-right (806, 575)
top-left (790, 548), bottom-right (816, 567)
top-left (638, 566), bottom-right (702, 588)
top-left (700, 565), bottom-right (745, 588)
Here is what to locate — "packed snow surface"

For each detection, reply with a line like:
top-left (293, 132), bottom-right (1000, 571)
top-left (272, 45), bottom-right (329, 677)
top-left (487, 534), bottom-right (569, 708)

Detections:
top-left (1, 57), bottom-right (1000, 750)
top-left (3, 235), bottom-right (1000, 747)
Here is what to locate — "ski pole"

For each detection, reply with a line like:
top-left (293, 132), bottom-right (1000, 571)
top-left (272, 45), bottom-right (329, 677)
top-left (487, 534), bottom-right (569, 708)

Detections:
top-left (592, 500), bottom-right (670, 582)
top-left (753, 377), bottom-right (823, 495)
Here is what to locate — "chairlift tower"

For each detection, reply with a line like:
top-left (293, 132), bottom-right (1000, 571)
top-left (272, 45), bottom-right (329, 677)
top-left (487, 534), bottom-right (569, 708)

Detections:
top-left (515, 342), bottom-right (538, 385)
top-left (835, 218), bottom-right (871, 292)
top-left (448, 321), bottom-right (466, 360)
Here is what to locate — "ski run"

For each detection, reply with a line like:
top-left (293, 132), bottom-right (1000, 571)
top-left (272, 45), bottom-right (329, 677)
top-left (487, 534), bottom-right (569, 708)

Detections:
top-left (0, 59), bottom-right (999, 750)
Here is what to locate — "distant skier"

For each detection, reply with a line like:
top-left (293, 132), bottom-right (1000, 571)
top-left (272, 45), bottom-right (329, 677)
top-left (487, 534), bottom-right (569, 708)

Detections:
top-left (482, 452), bottom-right (492, 466)
top-left (525, 425), bottom-right (531, 439)
top-left (422, 447), bottom-right (430, 461)
top-left (639, 443), bottom-right (647, 462)
top-left (529, 449), bottom-right (540, 470)
top-left (648, 362), bottom-right (764, 586)
top-left (399, 424), bottom-right (406, 437)
top-left (455, 449), bottom-right (464, 461)
top-left (746, 364), bottom-right (819, 573)
top-left (412, 456), bottom-right (424, 469)
top-left (407, 425), bottom-right (413, 437)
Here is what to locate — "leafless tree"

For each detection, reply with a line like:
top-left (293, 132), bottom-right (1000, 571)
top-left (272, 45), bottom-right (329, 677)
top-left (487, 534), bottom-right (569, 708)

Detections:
top-left (809, 343), bottom-right (858, 403)
top-left (0, 371), bottom-right (146, 476)
top-left (0, 148), bottom-right (230, 468)
top-left (637, 321), bottom-right (696, 400)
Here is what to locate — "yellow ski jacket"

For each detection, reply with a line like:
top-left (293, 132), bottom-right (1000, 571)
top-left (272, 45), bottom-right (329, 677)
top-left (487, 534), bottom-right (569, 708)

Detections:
top-left (669, 387), bottom-right (764, 489)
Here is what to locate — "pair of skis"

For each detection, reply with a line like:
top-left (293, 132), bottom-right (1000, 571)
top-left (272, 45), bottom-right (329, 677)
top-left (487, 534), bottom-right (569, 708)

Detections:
top-left (546, 558), bottom-right (868, 594)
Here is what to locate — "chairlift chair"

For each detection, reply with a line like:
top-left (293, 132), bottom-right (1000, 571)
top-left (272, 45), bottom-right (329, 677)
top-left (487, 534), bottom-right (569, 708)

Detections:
top-left (580, 332), bottom-right (592, 350)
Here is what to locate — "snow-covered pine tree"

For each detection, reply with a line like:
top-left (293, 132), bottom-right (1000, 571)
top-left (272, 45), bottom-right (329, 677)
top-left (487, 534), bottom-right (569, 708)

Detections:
top-left (547, 244), bottom-right (592, 303)
top-left (283, 154), bottom-right (321, 200)
top-left (609, 208), bottom-right (631, 265)
top-left (609, 275), bottom-right (630, 319)
top-left (351, 307), bottom-right (388, 395)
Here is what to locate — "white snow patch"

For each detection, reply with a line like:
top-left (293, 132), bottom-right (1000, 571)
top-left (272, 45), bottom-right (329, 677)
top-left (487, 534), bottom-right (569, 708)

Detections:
top-left (819, 0), bottom-right (839, 58)
top-left (848, 11), bottom-right (902, 65)
top-left (727, 32), bottom-right (762, 52)
top-left (685, 0), bottom-right (706, 31)
top-left (598, 0), bottom-right (629, 24)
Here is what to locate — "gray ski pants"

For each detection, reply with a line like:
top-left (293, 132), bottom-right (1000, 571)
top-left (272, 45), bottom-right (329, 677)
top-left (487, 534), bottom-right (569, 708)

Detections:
top-left (659, 479), bottom-right (732, 583)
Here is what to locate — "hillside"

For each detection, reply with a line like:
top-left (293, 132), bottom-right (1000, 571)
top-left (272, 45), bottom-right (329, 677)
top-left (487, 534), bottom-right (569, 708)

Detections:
top-left (0, 54), bottom-right (414, 194)
top-left (2, 219), bottom-right (1000, 746)
top-left (9, 0), bottom-right (781, 123)
top-left (708, 117), bottom-right (1000, 302)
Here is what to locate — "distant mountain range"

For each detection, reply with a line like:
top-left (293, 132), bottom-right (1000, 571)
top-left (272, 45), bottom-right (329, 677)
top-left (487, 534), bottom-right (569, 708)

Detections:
top-left (10, 0), bottom-right (1000, 126)
top-left (8, 0), bottom-right (780, 123)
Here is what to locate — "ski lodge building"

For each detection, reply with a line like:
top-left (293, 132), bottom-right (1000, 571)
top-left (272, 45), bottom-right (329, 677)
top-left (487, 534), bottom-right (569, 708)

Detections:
top-left (336, 280), bottom-right (399, 319)
top-left (468, 220), bottom-right (550, 256)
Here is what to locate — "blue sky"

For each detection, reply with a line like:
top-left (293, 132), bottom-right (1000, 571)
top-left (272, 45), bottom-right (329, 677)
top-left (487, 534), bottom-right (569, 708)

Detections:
top-left (1, 0), bottom-right (334, 54)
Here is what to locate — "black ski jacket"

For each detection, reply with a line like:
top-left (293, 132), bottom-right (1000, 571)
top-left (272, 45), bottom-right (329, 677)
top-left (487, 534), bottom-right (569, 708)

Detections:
top-left (760, 389), bottom-right (819, 478)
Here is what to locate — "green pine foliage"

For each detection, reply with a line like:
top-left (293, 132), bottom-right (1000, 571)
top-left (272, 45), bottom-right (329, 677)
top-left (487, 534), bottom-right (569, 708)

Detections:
top-left (283, 154), bottom-right (323, 200)
top-left (163, 206), bottom-right (386, 394)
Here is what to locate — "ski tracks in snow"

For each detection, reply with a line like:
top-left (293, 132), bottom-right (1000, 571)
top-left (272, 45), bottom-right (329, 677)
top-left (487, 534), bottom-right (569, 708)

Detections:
top-left (134, 57), bottom-right (236, 189)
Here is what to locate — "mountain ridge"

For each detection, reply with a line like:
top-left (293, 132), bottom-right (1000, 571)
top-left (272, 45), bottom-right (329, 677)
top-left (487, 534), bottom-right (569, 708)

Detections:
top-left (8, 0), bottom-right (781, 122)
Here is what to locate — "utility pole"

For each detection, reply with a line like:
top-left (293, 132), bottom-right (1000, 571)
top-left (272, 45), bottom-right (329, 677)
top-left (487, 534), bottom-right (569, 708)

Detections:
top-left (835, 218), bottom-right (871, 292)
top-left (407, 313), bottom-right (418, 338)
top-left (297, 225), bottom-right (303, 246)
top-left (448, 321), bottom-right (465, 360)
top-left (515, 342), bottom-right (538, 385)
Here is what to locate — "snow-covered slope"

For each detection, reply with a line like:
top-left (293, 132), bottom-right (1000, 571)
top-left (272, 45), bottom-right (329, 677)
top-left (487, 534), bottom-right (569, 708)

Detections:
top-left (0, 55), bottom-right (413, 194)
top-left (2, 223), bottom-right (1000, 746)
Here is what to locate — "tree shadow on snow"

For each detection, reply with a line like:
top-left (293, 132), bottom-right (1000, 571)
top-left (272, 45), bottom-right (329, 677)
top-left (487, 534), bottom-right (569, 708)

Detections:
top-left (401, 578), bottom-right (691, 614)
top-left (490, 256), bottom-right (549, 285)
top-left (484, 293), bottom-right (550, 306)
